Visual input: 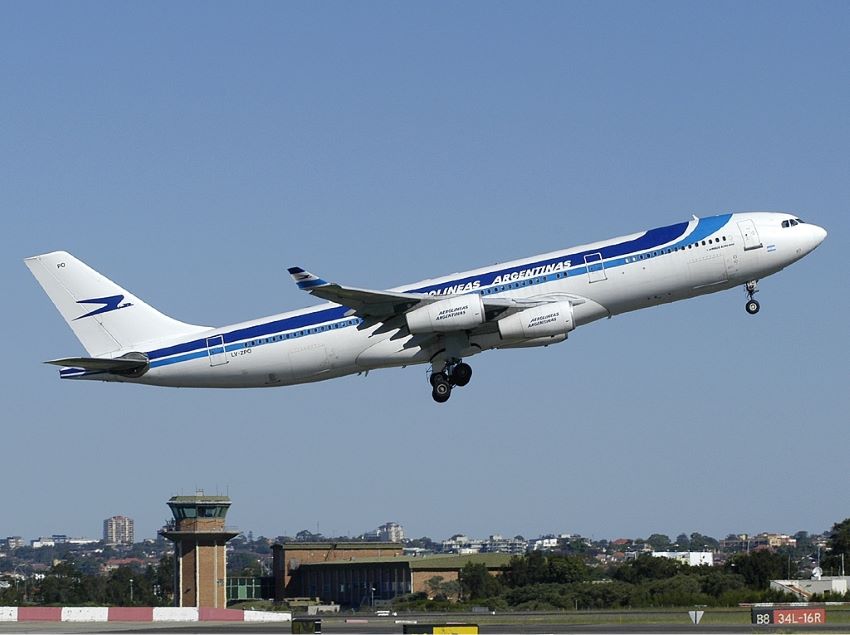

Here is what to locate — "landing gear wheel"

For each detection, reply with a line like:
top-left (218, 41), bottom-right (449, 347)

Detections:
top-left (430, 371), bottom-right (448, 387)
top-left (451, 362), bottom-right (472, 387)
top-left (432, 377), bottom-right (452, 403)
top-left (746, 299), bottom-right (760, 315)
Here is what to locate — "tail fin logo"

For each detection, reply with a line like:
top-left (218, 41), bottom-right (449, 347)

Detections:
top-left (74, 295), bottom-right (134, 320)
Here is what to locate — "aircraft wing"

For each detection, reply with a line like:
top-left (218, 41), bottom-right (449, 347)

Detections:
top-left (288, 268), bottom-right (428, 317)
top-left (287, 267), bottom-right (566, 319)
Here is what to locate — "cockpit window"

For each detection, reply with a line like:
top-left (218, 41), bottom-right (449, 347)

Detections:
top-left (782, 220), bottom-right (790, 228)
top-left (782, 219), bottom-right (802, 228)
top-left (795, 218), bottom-right (805, 223)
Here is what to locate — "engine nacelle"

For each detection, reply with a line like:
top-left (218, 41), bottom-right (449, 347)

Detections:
top-left (497, 301), bottom-right (575, 340)
top-left (406, 295), bottom-right (486, 334)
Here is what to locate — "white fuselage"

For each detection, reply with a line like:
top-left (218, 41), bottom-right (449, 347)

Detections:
top-left (66, 212), bottom-right (826, 388)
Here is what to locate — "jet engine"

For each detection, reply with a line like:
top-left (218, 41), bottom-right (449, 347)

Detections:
top-left (497, 301), bottom-right (575, 340)
top-left (406, 295), bottom-right (486, 334)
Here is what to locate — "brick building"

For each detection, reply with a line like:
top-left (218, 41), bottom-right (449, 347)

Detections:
top-left (159, 494), bottom-right (238, 608)
top-left (272, 542), bottom-right (509, 607)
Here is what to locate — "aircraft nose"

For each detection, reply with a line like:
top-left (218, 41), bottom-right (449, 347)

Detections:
top-left (807, 224), bottom-right (827, 252)
top-left (813, 224), bottom-right (827, 246)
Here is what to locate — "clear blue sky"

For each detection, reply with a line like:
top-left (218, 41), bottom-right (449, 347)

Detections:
top-left (2, 1), bottom-right (847, 544)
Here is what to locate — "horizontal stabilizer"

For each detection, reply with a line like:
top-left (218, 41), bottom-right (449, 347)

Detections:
top-left (45, 356), bottom-right (148, 373)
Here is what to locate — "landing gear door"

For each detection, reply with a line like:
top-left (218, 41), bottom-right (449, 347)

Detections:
top-left (584, 252), bottom-right (607, 282)
top-left (206, 335), bottom-right (228, 367)
top-left (737, 220), bottom-right (763, 251)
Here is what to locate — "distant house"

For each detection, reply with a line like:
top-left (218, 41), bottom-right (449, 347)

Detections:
top-left (652, 551), bottom-right (714, 567)
top-left (100, 557), bottom-right (147, 573)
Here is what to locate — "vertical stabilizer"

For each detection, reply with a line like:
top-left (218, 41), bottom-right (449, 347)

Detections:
top-left (25, 251), bottom-right (209, 356)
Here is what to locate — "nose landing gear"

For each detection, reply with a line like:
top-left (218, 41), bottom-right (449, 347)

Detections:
top-left (745, 280), bottom-right (760, 315)
top-left (429, 361), bottom-right (473, 403)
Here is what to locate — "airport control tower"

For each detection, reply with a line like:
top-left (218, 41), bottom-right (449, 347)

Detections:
top-left (160, 492), bottom-right (239, 608)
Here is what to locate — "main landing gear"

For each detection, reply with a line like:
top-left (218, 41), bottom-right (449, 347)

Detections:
top-left (745, 280), bottom-right (760, 315)
top-left (429, 361), bottom-right (472, 403)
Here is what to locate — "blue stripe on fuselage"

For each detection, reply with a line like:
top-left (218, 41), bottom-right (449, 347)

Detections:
top-left (405, 219), bottom-right (693, 295)
top-left (140, 214), bottom-right (732, 368)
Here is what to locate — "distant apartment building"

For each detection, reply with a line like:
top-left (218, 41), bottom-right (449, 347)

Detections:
top-left (755, 533), bottom-right (797, 549)
top-left (378, 522), bottom-right (404, 543)
top-left (530, 537), bottom-right (560, 551)
top-left (442, 535), bottom-right (483, 553)
top-left (481, 534), bottom-right (527, 555)
top-left (720, 534), bottom-right (751, 552)
top-left (103, 515), bottom-right (135, 545)
top-left (720, 533), bottom-right (797, 552)
top-left (442, 534), bottom-right (526, 555)
top-left (5, 536), bottom-right (24, 550)
top-left (31, 537), bottom-right (55, 549)
top-left (67, 537), bottom-right (98, 546)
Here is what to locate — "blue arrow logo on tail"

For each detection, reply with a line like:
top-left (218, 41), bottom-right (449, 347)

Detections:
top-left (74, 295), bottom-right (133, 320)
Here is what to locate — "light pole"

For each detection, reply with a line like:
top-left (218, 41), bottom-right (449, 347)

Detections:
top-left (129, 578), bottom-right (134, 605)
top-left (13, 566), bottom-right (27, 604)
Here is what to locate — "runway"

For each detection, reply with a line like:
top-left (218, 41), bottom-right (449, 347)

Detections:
top-left (3, 616), bottom-right (850, 634)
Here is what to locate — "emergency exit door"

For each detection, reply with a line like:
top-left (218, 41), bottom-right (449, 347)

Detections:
top-left (206, 335), bottom-right (228, 367)
top-left (737, 220), bottom-right (763, 251)
top-left (584, 253), bottom-right (607, 282)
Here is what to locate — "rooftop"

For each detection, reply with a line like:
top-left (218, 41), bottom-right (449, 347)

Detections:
top-left (299, 552), bottom-right (512, 570)
top-left (281, 542), bottom-right (402, 550)
top-left (167, 496), bottom-right (231, 504)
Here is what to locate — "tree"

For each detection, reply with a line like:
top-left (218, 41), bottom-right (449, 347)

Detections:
top-left (725, 551), bottom-right (786, 589)
top-left (504, 551), bottom-right (546, 587)
top-left (613, 554), bottom-right (681, 584)
top-left (150, 555), bottom-right (174, 605)
top-left (689, 533), bottom-right (719, 551)
top-left (548, 556), bottom-right (588, 584)
top-left (406, 536), bottom-right (439, 551)
top-left (646, 534), bottom-right (672, 551)
top-left (459, 562), bottom-right (501, 600)
top-left (425, 576), bottom-right (444, 597)
top-left (825, 518), bottom-right (850, 575)
top-left (424, 575), bottom-right (459, 600)
top-left (675, 534), bottom-right (691, 550)
top-left (38, 562), bottom-right (85, 605)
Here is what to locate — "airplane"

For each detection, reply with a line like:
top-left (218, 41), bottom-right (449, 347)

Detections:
top-left (25, 211), bottom-right (826, 403)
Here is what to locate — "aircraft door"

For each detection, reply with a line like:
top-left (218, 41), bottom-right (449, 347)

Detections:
top-left (584, 253), bottom-right (607, 282)
top-left (206, 335), bottom-right (228, 367)
top-left (737, 220), bottom-right (763, 251)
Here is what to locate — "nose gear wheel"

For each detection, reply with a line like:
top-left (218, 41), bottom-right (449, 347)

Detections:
top-left (744, 280), bottom-right (760, 315)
